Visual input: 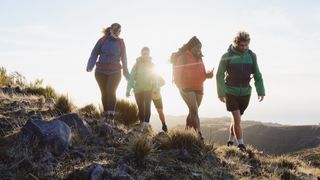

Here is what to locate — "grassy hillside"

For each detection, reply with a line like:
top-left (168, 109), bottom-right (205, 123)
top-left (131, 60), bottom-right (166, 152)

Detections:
top-left (0, 67), bottom-right (319, 179)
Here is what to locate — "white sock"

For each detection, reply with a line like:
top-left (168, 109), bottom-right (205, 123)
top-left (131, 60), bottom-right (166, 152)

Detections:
top-left (237, 139), bottom-right (244, 145)
top-left (144, 122), bottom-right (149, 127)
top-left (228, 134), bottom-right (235, 142)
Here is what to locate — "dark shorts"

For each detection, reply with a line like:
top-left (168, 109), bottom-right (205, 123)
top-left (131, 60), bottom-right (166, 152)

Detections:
top-left (226, 93), bottom-right (251, 115)
top-left (153, 98), bottom-right (163, 109)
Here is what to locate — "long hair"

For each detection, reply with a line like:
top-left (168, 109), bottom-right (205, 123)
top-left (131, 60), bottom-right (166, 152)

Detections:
top-left (103, 23), bottom-right (121, 36)
top-left (170, 36), bottom-right (203, 64)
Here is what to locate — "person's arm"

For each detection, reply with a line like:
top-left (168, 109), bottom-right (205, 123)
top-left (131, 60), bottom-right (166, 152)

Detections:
top-left (216, 55), bottom-right (227, 101)
top-left (252, 53), bottom-right (265, 100)
top-left (120, 40), bottom-right (130, 80)
top-left (86, 38), bottom-right (102, 72)
top-left (126, 65), bottom-right (135, 97)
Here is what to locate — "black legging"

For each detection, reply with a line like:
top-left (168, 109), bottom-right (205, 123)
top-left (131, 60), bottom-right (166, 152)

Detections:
top-left (134, 91), bottom-right (152, 123)
top-left (95, 71), bottom-right (121, 113)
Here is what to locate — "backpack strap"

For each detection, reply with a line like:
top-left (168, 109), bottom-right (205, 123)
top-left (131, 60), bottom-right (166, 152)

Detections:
top-left (181, 52), bottom-right (188, 65)
top-left (100, 35), bottom-right (125, 54)
top-left (248, 49), bottom-right (257, 73)
top-left (225, 51), bottom-right (233, 71)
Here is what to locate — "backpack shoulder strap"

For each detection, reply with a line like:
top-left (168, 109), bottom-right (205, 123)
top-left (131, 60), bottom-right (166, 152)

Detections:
top-left (226, 51), bottom-right (233, 70)
top-left (100, 35), bottom-right (107, 46)
top-left (248, 49), bottom-right (257, 73)
top-left (181, 52), bottom-right (188, 65)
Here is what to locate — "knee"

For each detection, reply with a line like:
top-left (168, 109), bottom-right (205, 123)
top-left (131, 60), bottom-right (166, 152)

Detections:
top-left (189, 108), bottom-right (198, 116)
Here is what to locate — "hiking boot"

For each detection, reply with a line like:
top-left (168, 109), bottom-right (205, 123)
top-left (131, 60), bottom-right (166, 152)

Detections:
top-left (227, 140), bottom-right (234, 147)
top-left (162, 124), bottom-right (168, 132)
top-left (238, 144), bottom-right (247, 152)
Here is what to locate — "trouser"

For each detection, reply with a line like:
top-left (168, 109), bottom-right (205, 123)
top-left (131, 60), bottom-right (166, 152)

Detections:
top-left (134, 91), bottom-right (152, 123)
top-left (95, 71), bottom-right (121, 115)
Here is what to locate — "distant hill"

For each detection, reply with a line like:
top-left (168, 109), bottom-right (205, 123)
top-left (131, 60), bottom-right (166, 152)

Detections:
top-left (197, 118), bottom-right (320, 155)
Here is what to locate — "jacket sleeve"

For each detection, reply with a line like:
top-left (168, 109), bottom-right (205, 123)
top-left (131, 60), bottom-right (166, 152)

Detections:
top-left (216, 54), bottom-right (227, 98)
top-left (126, 65), bottom-right (135, 94)
top-left (252, 54), bottom-right (265, 96)
top-left (86, 38), bottom-right (102, 71)
top-left (120, 40), bottom-right (128, 71)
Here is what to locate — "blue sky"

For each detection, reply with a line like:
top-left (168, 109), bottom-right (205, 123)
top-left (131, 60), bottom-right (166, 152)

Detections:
top-left (1, 0), bottom-right (320, 125)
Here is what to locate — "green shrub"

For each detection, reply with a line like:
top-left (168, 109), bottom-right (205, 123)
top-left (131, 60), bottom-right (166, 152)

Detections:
top-left (115, 99), bottom-right (138, 126)
top-left (54, 95), bottom-right (76, 114)
top-left (78, 104), bottom-right (101, 119)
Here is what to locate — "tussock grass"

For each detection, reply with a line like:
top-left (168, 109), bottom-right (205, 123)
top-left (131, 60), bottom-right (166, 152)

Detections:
top-left (127, 136), bottom-right (153, 166)
top-left (115, 99), bottom-right (138, 126)
top-left (54, 95), bottom-right (76, 114)
top-left (78, 104), bottom-right (101, 119)
top-left (273, 156), bottom-right (296, 170)
top-left (158, 129), bottom-right (205, 153)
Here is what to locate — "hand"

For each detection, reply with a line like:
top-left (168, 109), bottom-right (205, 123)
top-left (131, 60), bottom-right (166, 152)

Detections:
top-left (206, 70), bottom-right (214, 79)
top-left (258, 95), bottom-right (264, 102)
top-left (219, 97), bottom-right (226, 103)
top-left (86, 66), bottom-right (93, 72)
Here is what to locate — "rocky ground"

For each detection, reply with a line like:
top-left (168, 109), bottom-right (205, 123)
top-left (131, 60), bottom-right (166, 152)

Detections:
top-left (0, 87), bottom-right (319, 180)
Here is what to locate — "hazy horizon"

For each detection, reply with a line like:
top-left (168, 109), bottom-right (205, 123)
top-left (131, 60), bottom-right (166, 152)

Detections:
top-left (1, 0), bottom-right (320, 125)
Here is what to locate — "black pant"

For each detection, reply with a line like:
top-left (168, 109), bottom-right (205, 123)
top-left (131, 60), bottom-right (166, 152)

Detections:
top-left (134, 91), bottom-right (152, 123)
top-left (95, 71), bottom-right (121, 113)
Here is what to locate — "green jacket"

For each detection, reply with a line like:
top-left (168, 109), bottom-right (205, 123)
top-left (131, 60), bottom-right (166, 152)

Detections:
top-left (126, 57), bottom-right (160, 94)
top-left (216, 45), bottom-right (265, 97)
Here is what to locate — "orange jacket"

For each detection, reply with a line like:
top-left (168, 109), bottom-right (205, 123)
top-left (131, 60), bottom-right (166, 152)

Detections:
top-left (173, 50), bottom-right (207, 90)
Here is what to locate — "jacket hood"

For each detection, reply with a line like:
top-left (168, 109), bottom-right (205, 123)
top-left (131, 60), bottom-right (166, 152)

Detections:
top-left (228, 44), bottom-right (248, 55)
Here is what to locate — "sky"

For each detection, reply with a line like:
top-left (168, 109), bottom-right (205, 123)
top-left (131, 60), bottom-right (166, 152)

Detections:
top-left (0, 0), bottom-right (320, 125)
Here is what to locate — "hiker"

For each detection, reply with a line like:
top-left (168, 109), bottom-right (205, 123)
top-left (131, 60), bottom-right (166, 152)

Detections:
top-left (152, 80), bottom-right (168, 132)
top-left (216, 31), bottom-right (265, 151)
top-left (86, 23), bottom-right (130, 123)
top-left (171, 36), bottom-right (214, 140)
top-left (126, 47), bottom-right (163, 132)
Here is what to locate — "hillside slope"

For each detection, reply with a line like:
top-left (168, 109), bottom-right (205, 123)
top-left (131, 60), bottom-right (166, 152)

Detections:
top-left (0, 87), bottom-right (319, 180)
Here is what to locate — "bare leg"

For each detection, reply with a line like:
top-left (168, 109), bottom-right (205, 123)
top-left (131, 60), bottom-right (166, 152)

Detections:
top-left (231, 110), bottom-right (243, 144)
top-left (180, 91), bottom-right (200, 133)
top-left (156, 108), bottom-right (165, 124)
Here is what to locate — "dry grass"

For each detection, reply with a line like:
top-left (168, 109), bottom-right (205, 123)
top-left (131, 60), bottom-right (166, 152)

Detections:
top-left (115, 99), bottom-right (138, 126)
top-left (158, 129), bottom-right (205, 153)
top-left (127, 135), bottom-right (154, 166)
top-left (78, 104), bottom-right (101, 119)
top-left (54, 95), bottom-right (76, 115)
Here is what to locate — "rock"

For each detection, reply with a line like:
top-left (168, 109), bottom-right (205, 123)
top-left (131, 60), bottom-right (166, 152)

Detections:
top-left (54, 113), bottom-right (92, 139)
top-left (97, 122), bottom-right (123, 138)
top-left (88, 163), bottom-right (105, 180)
top-left (178, 149), bottom-right (193, 162)
top-left (191, 172), bottom-right (202, 180)
top-left (106, 147), bottom-right (116, 154)
top-left (17, 109), bottom-right (28, 116)
top-left (22, 119), bottom-right (72, 155)
top-left (2, 85), bottom-right (13, 97)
